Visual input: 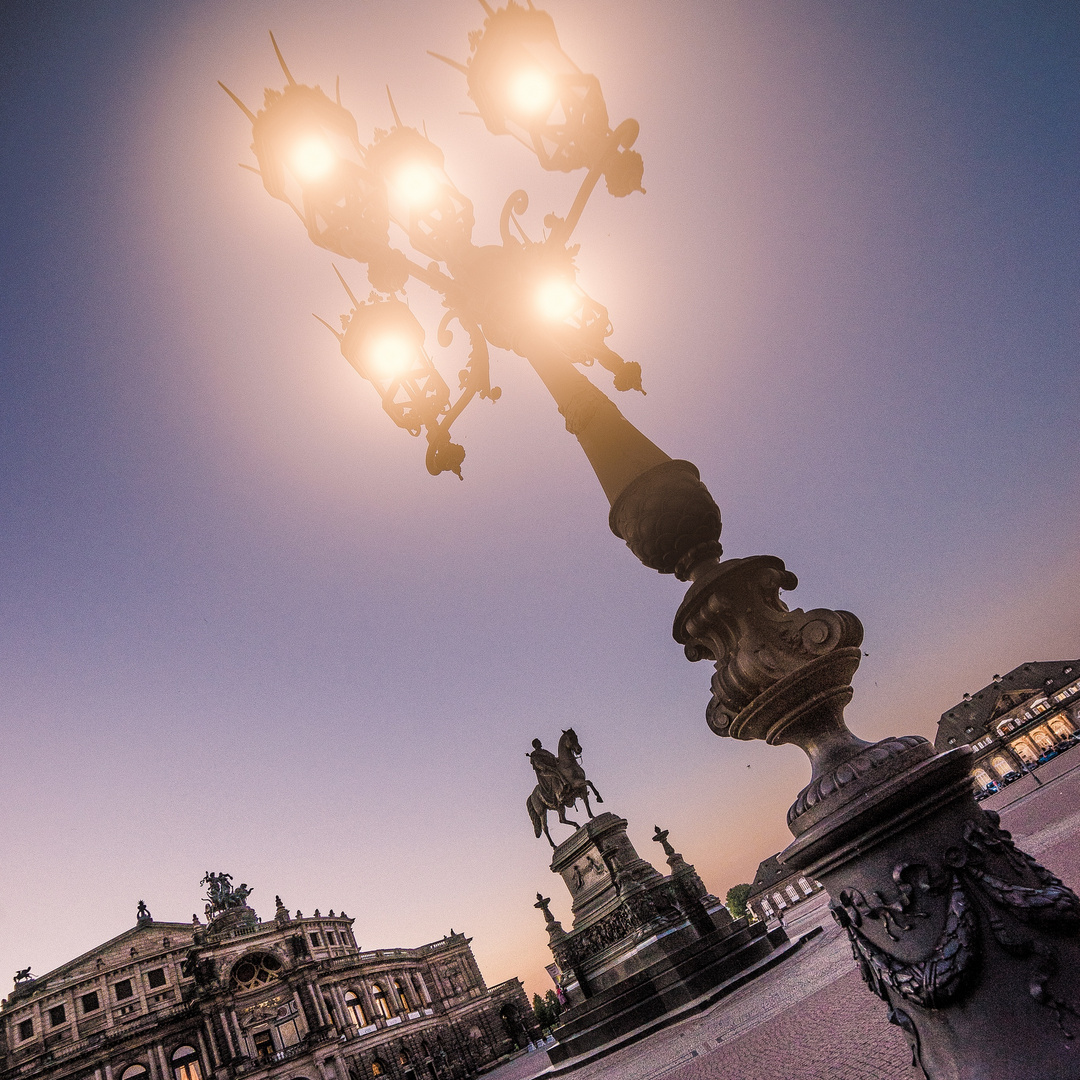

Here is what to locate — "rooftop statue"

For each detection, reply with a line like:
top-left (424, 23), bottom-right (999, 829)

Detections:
top-left (13, 968), bottom-right (32, 985)
top-left (200, 871), bottom-right (253, 914)
top-left (526, 728), bottom-right (603, 848)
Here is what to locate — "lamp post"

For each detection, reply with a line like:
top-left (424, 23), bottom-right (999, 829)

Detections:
top-left (225, 5), bottom-right (1080, 1077)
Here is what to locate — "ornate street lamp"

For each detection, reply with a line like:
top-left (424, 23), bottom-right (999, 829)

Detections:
top-left (225, 6), bottom-right (1080, 1077)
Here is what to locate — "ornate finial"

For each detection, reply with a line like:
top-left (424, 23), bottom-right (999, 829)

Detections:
top-left (275, 895), bottom-right (284, 908)
top-left (534, 893), bottom-right (565, 938)
top-left (136, 900), bottom-right (152, 922)
top-left (652, 825), bottom-right (676, 858)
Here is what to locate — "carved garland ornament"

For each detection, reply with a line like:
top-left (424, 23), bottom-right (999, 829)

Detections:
top-left (832, 811), bottom-right (1080, 1037)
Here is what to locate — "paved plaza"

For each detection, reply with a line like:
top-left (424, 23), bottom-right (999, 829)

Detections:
top-left (489, 752), bottom-right (1080, 1080)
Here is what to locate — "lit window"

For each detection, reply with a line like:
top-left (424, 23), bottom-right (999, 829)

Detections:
top-left (785, 885), bottom-right (801, 904)
top-left (798, 877), bottom-right (814, 896)
top-left (48, 1005), bottom-right (66, 1027)
top-left (344, 990), bottom-right (367, 1028)
top-left (252, 1030), bottom-right (275, 1059)
top-left (372, 984), bottom-right (392, 1020)
top-left (760, 899), bottom-right (774, 918)
top-left (394, 980), bottom-right (409, 1011)
top-left (172, 1046), bottom-right (202, 1080)
top-left (372, 1061), bottom-right (385, 1077)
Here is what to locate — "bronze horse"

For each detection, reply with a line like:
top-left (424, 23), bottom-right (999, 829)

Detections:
top-left (527, 728), bottom-right (604, 847)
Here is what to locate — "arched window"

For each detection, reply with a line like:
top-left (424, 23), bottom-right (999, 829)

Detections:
top-left (785, 885), bottom-right (800, 904)
top-left (121, 1066), bottom-right (148, 1080)
top-left (230, 954), bottom-right (283, 992)
top-left (372, 984), bottom-right (392, 1020)
top-left (344, 990), bottom-right (367, 1029)
top-left (371, 1060), bottom-right (385, 1077)
top-left (171, 1047), bottom-right (202, 1080)
top-left (797, 877), bottom-right (814, 896)
top-left (394, 979), bottom-right (409, 1012)
top-left (1031, 727), bottom-right (1054, 750)
top-left (760, 898), bottom-right (774, 918)
top-left (772, 891), bottom-right (787, 910)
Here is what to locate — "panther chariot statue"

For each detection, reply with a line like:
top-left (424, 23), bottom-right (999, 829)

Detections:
top-left (526, 728), bottom-right (604, 848)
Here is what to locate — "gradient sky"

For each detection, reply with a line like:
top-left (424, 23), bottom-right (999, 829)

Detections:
top-left (1, 0), bottom-right (1077, 1000)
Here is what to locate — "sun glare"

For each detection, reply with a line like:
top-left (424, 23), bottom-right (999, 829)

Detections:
top-left (391, 163), bottom-right (440, 208)
top-left (536, 278), bottom-right (578, 322)
top-left (290, 136), bottom-right (336, 183)
top-left (508, 68), bottom-right (555, 118)
top-left (366, 333), bottom-right (415, 380)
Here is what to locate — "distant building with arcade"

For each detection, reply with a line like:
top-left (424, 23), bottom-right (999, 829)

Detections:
top-left (0, 873), bottom-right (537, 1080)
top-left (935, 659), bottom-right (1080, 791)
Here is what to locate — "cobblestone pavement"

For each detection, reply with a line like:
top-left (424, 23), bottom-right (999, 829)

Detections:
top-left (482, 760), bottom-right (1080, 1080)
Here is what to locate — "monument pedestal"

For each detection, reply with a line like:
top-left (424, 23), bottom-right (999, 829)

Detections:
top-left (540, 814), bottom-right (799, 1071)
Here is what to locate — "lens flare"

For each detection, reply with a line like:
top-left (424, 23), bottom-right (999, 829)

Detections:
top-left (366, 333), bottom-right (415, 379)
top-left (536, 278), bottom-right (578, 322)
top-left (509, 68), bottom-right (555, 118)
top-left (392, 163), bottom-right (440, 208)
top-left (290, 136), bottom-right (336, 182)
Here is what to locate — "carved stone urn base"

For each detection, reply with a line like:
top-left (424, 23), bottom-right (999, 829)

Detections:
top-left (542, 814), bottom-right (801, 1073)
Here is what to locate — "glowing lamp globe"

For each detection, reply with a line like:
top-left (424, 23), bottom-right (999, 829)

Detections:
top-left (366, 125), bottom-right (474, 264)
top-left (339, 295), bottom-right (451, 437)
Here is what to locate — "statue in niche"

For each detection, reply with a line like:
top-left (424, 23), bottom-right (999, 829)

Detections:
top-left (526, 728), bottom-right (604, 847)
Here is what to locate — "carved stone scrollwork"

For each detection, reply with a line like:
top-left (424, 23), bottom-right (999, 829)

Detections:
top-left (674, 556), bottom-right (864, 733)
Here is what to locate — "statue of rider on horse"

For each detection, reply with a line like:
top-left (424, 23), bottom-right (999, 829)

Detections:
top-left (526, 728), bottom-right (604, 847)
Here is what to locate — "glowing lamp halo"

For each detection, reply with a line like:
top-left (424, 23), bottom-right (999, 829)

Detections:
top-left (366, 125), bottom-right (475, 262)
top-left (289, 134), bottom-right (337, 183)
top-left (340, 295), bottom-right (450, 435)
top-left (246, 81), bottom-right (392, 264)
top-left (534, 275), bottom-right (580, 324)
top-left (464, 3), bottom-right (611, 174)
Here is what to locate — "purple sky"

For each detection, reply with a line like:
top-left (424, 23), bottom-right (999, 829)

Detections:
top-left (1, 1), bottom-right (1077, 998)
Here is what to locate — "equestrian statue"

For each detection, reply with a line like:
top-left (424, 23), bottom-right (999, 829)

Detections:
top-left (526, 728), bottom-right (604, 847)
